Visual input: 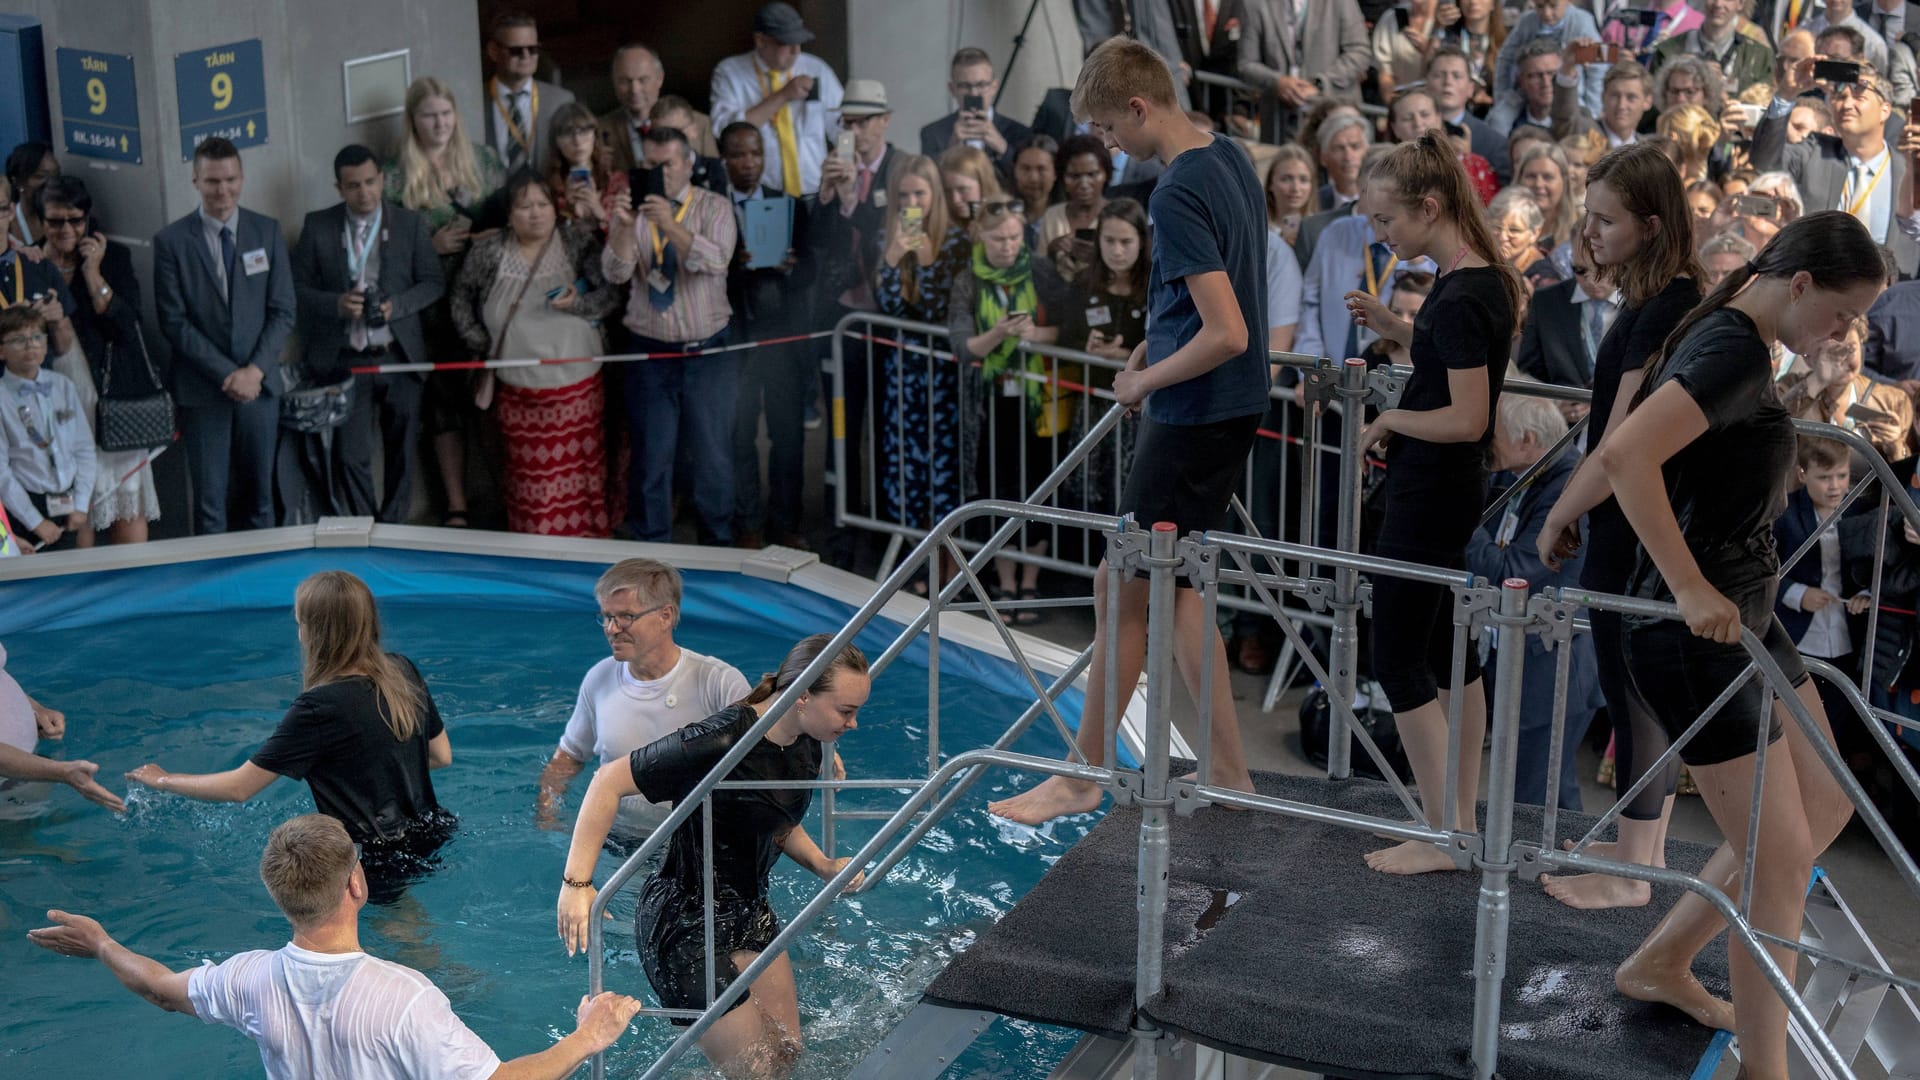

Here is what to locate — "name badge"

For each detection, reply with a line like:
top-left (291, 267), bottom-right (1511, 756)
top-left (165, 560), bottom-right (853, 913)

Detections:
top-left (45, 491), bottom-right (76, 518)
top-left (872, 190), bottom-right (887, 209)
top-left (1085, 304), bottom-right (1113, 328)
top-left (242, 248), bottom-right (270, 276)
top-left (1495, 508), bottom-right (1521, 548)
top-left (1001, 375), bottom-right (1022, 398)
top-left (647, 269), bottom-right (672, 293)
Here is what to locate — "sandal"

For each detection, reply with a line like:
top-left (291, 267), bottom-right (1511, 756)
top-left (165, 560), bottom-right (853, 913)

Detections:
top-left (442, 511), bottom-right (470, 528)
top-left (986, 584), bottom-right (1019, 626)
top-left (1014, 587), bottom-right (1046, 626)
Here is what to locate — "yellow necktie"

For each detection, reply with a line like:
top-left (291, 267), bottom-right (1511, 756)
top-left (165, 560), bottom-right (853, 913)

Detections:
top-left (765, 68), bottom-right (803, 196)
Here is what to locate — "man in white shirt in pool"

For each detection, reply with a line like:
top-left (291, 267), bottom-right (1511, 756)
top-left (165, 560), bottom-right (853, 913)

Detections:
top-left (28, 813), bottom-right (640, 1080)
top-left (536, 558), bottom-right (753, 836)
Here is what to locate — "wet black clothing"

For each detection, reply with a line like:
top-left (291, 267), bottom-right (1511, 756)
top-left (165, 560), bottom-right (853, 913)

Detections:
top-left (627, 702), bottom-right (822, 1020)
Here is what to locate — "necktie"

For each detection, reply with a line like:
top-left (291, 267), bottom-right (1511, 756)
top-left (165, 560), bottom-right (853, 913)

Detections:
top-left (508, 90), bottom-right (529, 168)
top-left (854, 162), bottom-right (875, 203)
top-left (219, 224), bottom-right (235, 298)
top-left (350, 219), bottom-right (372, 351)
top-left (764, 68), bottom-right (803, 196)
top-left (1203, 0), bottom-right (1217, 46)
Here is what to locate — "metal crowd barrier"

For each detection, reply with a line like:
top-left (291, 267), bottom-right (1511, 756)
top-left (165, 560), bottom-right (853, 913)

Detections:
top-left (584, 347), bottom-right (1920, 1079)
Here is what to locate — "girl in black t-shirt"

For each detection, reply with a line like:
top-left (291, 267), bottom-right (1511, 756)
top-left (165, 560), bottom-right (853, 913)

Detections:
top-left (1534, 143), bottom-right (1702, 912)
top-left (1060, 198), bottom-right (1150, 514)
top-left (1550, 213), bottom-right (1883, 1078)
top-left (125, 571), bottom-right (455, 901)
top-left (558, 634), bottom-right (870, 1076)
top-left (1344, 131), bottom-right (1525, 876)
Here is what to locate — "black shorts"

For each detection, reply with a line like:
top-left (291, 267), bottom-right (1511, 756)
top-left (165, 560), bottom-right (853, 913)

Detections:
top-left (1107, 411), bottom-right (1262, 573)
top-left (636, 875), bottom-right (781, 1025)
top-left (1622, 592), bottom-right (1809, 767)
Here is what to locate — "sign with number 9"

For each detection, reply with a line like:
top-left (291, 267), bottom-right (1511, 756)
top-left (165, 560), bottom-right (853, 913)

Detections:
top-left (86, 77), bottom-right (107, 115)
top-left (211, 72), bottom-right (232, 111)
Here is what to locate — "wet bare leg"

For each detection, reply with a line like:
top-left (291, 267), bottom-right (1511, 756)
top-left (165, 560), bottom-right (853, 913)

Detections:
top-left (1170, 587), bottom-right (1253, 798)
top-left (988, 567), bottom-right (1148, 824)
top-left (1366, 679), bottom-right (1485, 874)
top-left (1543, 807), bottom-right (1672, 909)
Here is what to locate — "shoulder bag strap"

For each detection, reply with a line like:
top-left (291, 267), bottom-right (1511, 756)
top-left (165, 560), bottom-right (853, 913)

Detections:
top-left (489, 229), bottom-right (558, 361)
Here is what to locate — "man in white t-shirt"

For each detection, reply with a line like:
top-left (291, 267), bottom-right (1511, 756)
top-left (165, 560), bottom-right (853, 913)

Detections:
top-left (537, 558), bottom-right (752, 834)
top-left (0, 640), bottom-right (123, 812)
top-left (29, 814), bottom-right (640, 1080)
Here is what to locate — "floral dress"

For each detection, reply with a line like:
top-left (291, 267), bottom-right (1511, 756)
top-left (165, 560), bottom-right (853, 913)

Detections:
top-left (874, 227), bottom-right (970, 530)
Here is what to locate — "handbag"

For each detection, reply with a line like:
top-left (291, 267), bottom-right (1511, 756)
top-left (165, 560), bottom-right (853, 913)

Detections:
top-left (279, 374), bottom-right (354, 433)
top-left (95, 323), bottom-right (177, 453)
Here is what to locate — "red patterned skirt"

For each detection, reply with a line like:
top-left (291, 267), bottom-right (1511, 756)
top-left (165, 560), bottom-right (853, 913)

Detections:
top-left (495, 376), bottom-right (610, 537)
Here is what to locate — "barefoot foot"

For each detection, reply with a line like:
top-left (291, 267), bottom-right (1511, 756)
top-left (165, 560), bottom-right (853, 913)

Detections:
top-left (1364, 838), bottom-right (1458, 874)
top-left (988, 776), bottom-right (1105, 825)
top-left (1562, 838), bottom-right (1620, 860)
top-left (1615, 948), bottom-right (1735, 1030)
top-left (1542, 872), bottom-right (1652, 910)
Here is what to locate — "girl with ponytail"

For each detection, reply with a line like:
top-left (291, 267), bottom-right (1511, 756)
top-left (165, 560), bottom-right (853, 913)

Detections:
top-left (1344, 129), bottom-right (1521, 875)
top-left (1535, 142), bottom-right (1702, 912)
top-left (1554, 211), bottom-right (1885, 1078)
top-left (560, 633), bottom-right (870, 1073)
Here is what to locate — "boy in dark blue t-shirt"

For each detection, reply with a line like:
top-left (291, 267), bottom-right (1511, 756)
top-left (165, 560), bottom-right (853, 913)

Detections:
top-left (990, 37), bottom-right (1268, 825)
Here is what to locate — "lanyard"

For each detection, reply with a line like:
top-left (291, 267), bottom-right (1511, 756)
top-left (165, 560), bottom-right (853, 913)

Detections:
top-left (491, 78), bottom-right (539, 154)
top-left (345, 207), bottom-right (382, 283)
top-left (649, 193), bottom-right (695, 264)
top-left (0, 255), bottom-right (24, 308)
top-left (1844, 159), bottom-right (1888, 219)
top-left (1364, 249), bottom-right (1398, 296)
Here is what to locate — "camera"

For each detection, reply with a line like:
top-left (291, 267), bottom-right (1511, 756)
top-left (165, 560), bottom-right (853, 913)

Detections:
top-left (361, 284), bottom-right (387, 330)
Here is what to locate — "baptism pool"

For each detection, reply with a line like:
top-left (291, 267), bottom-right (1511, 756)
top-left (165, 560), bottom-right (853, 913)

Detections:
top-left (0, 536), bottom-right (1111, 1078)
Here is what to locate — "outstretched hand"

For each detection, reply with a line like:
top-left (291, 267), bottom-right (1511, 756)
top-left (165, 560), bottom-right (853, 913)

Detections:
top-left (27, 909), bottom-right (113, 958)
top-left (63, 762), bottom-right (125, 812)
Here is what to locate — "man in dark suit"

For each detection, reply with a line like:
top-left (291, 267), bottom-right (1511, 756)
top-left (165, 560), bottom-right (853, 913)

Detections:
top-left (290, 145), bottom-right (445, 523)
top-left (1516, 266), bottom-right (1615, 399)
top-left (720, 122), bottom-right (814, 549)
top-left (153, 137), bottom-right (295, 535)
top-left (1756, 66), bottom-right (1917, 277)
top-left (1428, 46), bottom-right (1511, 180)
top-left (480, 12), bottom-right (576, 174)
top-left (919, 47), bottom-right (1032, 180)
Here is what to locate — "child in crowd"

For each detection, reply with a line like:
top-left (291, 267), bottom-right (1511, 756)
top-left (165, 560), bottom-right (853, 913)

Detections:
top-left (1776, 436), bottom-right (1877, 771)
top-left (0, 305), bottom-right (93, 553)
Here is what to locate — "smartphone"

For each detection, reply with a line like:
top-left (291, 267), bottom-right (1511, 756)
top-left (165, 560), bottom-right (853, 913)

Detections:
top-left (1072, 226), bottom-right (1098, 263)
top-left (806, 77), bottom-right (822, 102)
top-left (544, 284), bottom-right (568, 305)
top-left (1849, 402), bottom-right (1899, 426)
top-left (1732, 193), bottom-right (1780, 218)
top-left (962, 93), bottom-right (985, 116)
top-left (899, 205), bottom-right (924, 235)
top-left (568, 166), bottom-right (591, 185)
top-left (631, 165), bottom-right (666, 202)
top-left (1571, 42), bottom-right (1601, 64)
top-left (1908, 97), bottom-right (1920, 125)
top-left (1736, 102), bottom-right (1764, 126)
top-left (1814, 59), bottom-right (1862, 83)
top-left (835, 129), bottom-right (857, 162)
top-left (1391, 4), bottom-right (1413, 28)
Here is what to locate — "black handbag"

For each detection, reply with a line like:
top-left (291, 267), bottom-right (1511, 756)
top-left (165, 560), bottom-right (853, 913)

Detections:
top-left (95, 323), bottom-right (177, 453)
top-left (279, 374), bottom-right (354, 433)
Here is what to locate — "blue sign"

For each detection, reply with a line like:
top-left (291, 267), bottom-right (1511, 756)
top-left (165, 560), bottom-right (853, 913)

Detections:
top-left (174, 39), bottom-right (266, 160)
top-left (55, 48), bottom-right (139, 163)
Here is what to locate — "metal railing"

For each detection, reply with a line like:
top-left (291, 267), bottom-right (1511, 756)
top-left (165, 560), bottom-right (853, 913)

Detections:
top-left (582, 351), bottom-right (1920, 1079)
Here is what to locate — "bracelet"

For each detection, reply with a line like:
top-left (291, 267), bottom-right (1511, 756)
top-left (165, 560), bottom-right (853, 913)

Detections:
top-left (562, 873), bottom-right (593, 889)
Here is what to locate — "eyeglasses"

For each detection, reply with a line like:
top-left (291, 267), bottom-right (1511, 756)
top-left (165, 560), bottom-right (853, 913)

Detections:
top-left (3, 333), bottom-right (48, 348)
top-left (42, 214), bottom-right (86, 229)
top-left (500, 44), bottom-right (541, 58)
top-left (840, 114), bottom-right (885, 129)
top-left (1832, 82), bottom-right (1885, 103)
top-left (952, 79), bottom-right (994, 95)
top-left (558, 125), bottom-right (597, 138)
top-left (977, 200), bottom-right (1026, 218)
top-left (597, 604), bottom-right (666, 630)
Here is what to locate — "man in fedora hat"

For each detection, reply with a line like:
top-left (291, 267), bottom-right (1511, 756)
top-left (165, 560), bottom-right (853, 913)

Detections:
top-left (813, 77), bottom-right (897, 542)
top-left (710, 2), bottom-right (845, 197)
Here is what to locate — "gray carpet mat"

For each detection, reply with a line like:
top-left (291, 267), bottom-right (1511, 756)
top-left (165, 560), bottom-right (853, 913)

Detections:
top-left (925, 771), bottom-right (1730, 1080)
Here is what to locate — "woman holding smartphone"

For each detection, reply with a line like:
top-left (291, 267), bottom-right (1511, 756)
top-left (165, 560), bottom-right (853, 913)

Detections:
top-left (545, 102), bottom-right (629, 237)
top-left (1035, 134), bottom-right (1111, 281)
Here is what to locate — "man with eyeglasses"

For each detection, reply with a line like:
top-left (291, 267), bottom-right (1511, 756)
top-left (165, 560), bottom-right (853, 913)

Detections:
top-left (31, 813), bottom-right (642, 1079)
top-left (920, 47), bottom-right (1033, 181)
top-left (537, 559), bottom-right (752, 838)
top-left (710, 2), bottom-right (845, 197)
top-left (1759, 65), bottom-right (1920, 277)
top-left (480, 11), bottom-right (575, 174)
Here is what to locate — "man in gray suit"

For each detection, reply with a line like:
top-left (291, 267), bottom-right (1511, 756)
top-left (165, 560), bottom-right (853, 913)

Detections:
top-left (1753, 67), bottom-right (1918, 279)
top-left (153, 137), bottom-right (295, 535)
top-left (1237, 0), bottom-right (1371, 109)
top-left (480, 11), bottom-right (575, 174)
top-left (291, 145), bottom-right (445, 523)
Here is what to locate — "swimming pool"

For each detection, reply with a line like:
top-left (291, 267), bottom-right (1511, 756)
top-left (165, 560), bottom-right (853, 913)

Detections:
top-left (0, 538), bottom-right (1112, 1077)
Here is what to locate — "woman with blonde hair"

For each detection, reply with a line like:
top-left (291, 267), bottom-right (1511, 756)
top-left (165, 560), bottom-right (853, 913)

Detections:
top-left (1265, 144), bottom-right (1319, 250)
top-left (1514, 142), bottom-right (1578, 251)
top-left (938, 144), bottom-right (1003, 232)
top-left (123, 571), bottom-right (457, 901)
top-left (387, 76), bottom-right (507, 529)
top-left (1558, 125), bottom-right (1606, 205)
top-left (1655, 104), bottom-right (1718, 184)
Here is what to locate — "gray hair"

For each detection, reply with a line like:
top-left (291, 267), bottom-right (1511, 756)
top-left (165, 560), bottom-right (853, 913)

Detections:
top-left (1518, 38), bottom-right (1563, 66)
top-left (1699, 231), bottom-right (1757, 261)
top-left (1748, 170), bottom-right (1804, 219)
top-left (1498, 381), bottom-right (1568, 448)
top-left (594, 557), bottom-right (683, 625)
top-left (1488, 186), bottom-right (1546, 233)
top-left (1317, 112), bottom-right (1372, 155)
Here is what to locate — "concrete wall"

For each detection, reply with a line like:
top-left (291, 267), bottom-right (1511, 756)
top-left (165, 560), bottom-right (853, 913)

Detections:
top-left (845, 0), bottom-right (1083, 155)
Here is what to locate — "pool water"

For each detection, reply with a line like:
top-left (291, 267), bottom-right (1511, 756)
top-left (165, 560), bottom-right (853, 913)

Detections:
top-left (0, 593), bottom-right (1099, 1077)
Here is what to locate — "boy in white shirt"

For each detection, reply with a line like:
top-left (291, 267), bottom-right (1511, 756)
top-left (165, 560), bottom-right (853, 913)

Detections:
top-left (30, 813), bottom-right (641, 1080)
top-left (0, 305), bottom-right (94, 552)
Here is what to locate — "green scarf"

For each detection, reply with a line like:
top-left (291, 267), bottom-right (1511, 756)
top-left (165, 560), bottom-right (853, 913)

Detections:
top-left (971, 243), bottom-right (1046, 414)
